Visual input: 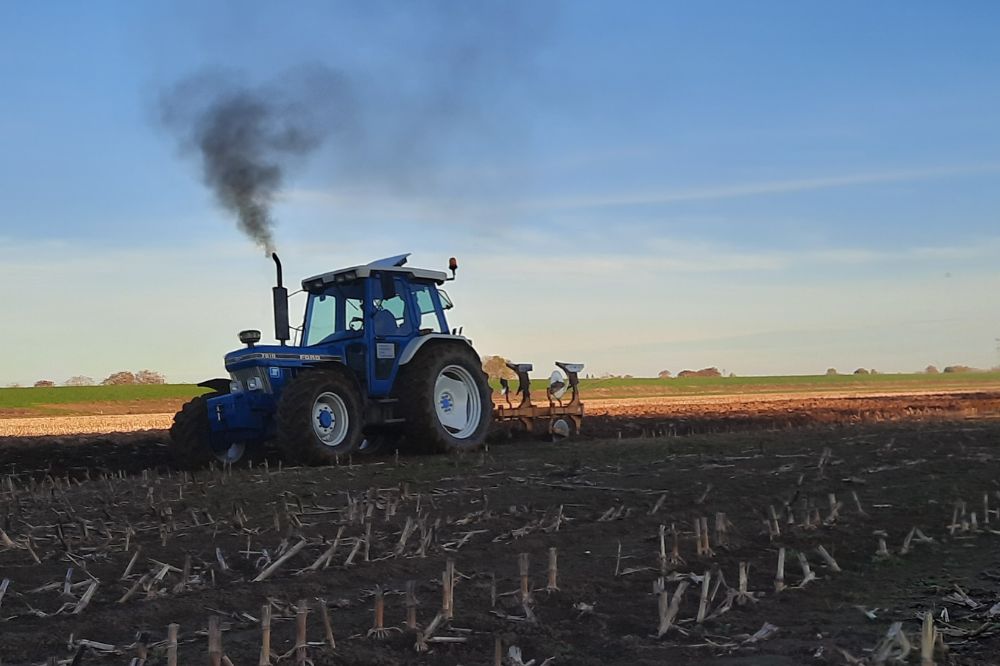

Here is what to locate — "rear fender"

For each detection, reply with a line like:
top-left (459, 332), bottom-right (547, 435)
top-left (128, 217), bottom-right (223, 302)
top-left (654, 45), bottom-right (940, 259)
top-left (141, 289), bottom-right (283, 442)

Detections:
top-left (398, 334), bottom-right (473, 365)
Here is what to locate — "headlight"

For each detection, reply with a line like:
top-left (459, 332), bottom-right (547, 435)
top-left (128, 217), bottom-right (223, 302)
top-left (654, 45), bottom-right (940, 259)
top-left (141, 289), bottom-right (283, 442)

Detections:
top-left (229, 380), bottom-right (242, 393)
top-left (247, 376), bottom-right (263, 391)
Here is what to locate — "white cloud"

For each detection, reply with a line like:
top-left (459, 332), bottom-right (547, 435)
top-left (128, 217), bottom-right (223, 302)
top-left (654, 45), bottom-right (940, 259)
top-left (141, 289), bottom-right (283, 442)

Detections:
top-left (523, 163), bottom-right (1000, 210)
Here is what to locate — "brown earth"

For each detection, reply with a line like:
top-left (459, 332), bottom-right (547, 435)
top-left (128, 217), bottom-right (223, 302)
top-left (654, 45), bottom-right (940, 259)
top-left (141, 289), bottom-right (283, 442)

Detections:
top-left (4, 389), bottom-right (1000, 439)
top-left (1, 394), bottom-right (1000, 664)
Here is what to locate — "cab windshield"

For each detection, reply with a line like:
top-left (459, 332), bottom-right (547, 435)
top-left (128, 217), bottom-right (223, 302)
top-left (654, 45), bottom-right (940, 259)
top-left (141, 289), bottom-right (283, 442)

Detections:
top-left (303, 283), bottom-right (365, 346)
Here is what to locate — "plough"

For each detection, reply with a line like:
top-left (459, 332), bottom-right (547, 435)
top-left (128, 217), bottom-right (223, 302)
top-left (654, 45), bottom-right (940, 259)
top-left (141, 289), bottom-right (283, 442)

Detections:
top-left (494, 362), bottom-right (585, 440)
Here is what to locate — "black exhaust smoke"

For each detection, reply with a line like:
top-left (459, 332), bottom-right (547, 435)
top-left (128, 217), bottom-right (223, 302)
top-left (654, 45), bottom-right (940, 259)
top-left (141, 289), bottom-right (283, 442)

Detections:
top-left (157, 5), bottom-right (552, 254)
top-left (158, 67), bottom-right (351, 255)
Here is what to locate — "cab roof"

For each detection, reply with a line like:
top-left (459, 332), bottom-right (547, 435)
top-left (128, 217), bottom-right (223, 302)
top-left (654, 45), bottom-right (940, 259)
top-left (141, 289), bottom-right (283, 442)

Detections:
top-left (302, 253), bottom-right (448, 291)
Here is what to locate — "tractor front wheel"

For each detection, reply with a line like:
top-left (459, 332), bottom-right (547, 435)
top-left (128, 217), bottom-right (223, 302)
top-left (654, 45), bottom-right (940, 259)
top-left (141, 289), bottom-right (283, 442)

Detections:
top-left (396, 343), bottom-right (492, 453)
top-left (276, 369), bottom-right (364, 465)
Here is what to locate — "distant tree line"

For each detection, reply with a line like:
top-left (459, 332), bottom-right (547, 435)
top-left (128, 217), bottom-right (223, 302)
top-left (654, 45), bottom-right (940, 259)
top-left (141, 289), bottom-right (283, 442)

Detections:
top-left (22, 370), bottom-right (167, 388)
top-left (659, 367), bottom-right (730, 378)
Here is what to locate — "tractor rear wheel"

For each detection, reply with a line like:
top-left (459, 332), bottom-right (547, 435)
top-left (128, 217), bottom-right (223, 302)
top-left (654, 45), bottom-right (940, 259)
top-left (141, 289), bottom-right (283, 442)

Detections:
top-left (395, 343), bottom-right (492, 453)
top-left (276, 369), bottom-right (364, 465)
top-left (170, 393), bottom-right (254, 468)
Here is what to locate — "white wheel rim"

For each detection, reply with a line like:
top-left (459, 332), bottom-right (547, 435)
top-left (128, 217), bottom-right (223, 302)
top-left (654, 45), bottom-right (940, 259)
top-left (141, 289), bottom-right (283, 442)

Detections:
top-left (312, 391), bottom-right (350, 447)
top-left (434, 364), bottom-right (482, 439)
top-left (216, 442), bottom-right (245, 463)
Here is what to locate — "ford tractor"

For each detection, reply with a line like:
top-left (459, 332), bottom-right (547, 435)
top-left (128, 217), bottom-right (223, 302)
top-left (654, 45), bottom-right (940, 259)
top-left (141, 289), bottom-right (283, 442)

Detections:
top-left (170, 253), bottom-right (495, 466)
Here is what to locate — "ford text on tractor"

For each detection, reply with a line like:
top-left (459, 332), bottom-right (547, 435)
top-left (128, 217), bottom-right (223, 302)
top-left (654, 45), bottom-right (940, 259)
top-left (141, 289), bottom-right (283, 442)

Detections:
top-left (170, 253), bottom-right (585, 466)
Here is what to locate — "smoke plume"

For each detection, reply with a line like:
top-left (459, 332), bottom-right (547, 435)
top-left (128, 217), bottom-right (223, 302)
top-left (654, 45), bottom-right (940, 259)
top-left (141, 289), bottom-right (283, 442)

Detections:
top-left (159, 67), bottom-right (352, 254)
top-left (159, 3), bottom-right (550, 252)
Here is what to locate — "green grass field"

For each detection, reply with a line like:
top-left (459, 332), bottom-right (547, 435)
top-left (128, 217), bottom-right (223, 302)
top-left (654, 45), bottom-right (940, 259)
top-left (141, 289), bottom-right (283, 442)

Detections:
top-left (2, 372), bottom-right (999, 417)
top-left (0, 384), bottom-right (207, 413)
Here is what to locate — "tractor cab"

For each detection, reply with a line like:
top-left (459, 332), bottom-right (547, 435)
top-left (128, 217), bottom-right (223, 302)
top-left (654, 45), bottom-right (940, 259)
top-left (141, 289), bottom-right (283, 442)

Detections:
top-left (296, 254), bottom-right (456, 396)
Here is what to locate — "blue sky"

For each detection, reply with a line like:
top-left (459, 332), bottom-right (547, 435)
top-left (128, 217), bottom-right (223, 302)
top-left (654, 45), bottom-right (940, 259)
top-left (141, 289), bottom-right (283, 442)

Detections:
top-left (1, 2), bottom-right (999, 384)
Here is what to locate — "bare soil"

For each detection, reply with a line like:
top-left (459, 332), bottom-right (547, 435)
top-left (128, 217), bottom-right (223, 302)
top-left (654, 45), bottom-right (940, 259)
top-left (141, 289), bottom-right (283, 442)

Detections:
top-left (1, 392), bottom-right (1000, 665)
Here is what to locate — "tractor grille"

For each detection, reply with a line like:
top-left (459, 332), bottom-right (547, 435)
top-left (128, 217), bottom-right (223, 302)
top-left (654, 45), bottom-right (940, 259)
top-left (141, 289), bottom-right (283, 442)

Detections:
top-left (230, 367), bottom-right (273, 394)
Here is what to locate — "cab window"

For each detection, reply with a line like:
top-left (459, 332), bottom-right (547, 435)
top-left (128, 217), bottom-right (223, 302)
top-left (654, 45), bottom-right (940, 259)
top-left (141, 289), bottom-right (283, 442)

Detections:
top-left (410, 283), bottom-right (442, 332)
top-left (371, 277), bottom-right (414, 336)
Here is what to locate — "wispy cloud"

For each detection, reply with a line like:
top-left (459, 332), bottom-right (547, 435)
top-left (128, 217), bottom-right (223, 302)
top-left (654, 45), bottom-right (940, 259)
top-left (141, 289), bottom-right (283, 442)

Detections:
top-left (467, 235), bottom-right (1000, 277)
top-left (526, 163), bottom-right (1000, 210)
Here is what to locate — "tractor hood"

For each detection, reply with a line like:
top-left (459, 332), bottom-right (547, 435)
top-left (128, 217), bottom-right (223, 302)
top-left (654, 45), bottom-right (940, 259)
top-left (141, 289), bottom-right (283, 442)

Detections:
top-left (224, 345), bottom-right (343, 372)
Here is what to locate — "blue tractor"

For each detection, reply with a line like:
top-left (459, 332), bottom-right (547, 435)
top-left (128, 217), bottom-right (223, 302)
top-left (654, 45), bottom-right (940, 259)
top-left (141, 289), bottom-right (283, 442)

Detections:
top-left (170, 253), bottom-right (493, 466)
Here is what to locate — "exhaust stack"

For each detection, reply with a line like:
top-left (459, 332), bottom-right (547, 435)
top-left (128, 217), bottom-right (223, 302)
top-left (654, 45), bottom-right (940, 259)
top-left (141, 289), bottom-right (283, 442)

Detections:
top-left (272, 253), bottom-right (290, 346)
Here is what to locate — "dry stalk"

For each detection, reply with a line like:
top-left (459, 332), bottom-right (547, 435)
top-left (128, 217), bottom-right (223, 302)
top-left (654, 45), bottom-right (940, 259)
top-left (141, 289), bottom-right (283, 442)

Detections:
top-left (546, 547), bottom-right (559, 591)
top-left (208, 616), bottom-right (222, 666)
top-left (252, 539), bottom-right (306, 582)
top-left (442, 567), bottom-right (453, 620)
top-left (696, 570), bottom-right (711, 623)
top-left (167, 623), bottom-right (178, 666)
top-left (700, 516), bottom-right (714, 556)
top-left (900, 527), bottom-right (916, 555)
top-left (774, 548), bottom-right (786, 592)
top-left (519, 553), bottom-right (531, 602)
top-left (344, 538), bottom-right (363, 566)
top-left (658, 524), bottom-right (667, 574)
top-left (873, 621), bottom-right (911, 663)
top-left (259, 604), bottom-right (272, 666)
top-left (816, 545), bottom-right (842, 572)
top-left (216, 548), bottom-right (229, 572)
top-left (396, 517), bottom-right (416, 555)
top-left (119, 574), bottom-right (149, 604)
top-left (368, 585), bottom-right (400, 639)
top-left (797, 552), bottom-right (817, 587)
top-left (172, 555), bottom-right (192, 594)
top-left (306, 527), bottom-right (344, 571)
top-left (670, 523), bottom-right (685, 565)
top-left (921, 612), bottom-right (936, 666)
top-left (135, 632), bottom-right (149, 662)
top-left (120, 547), bottom-right (142, 580)
top-left (714, 512), bottom-right (727, 547)
top-left (405, 580), bottom-right (418, 631)
top-left (852, 491), bottom-right (869, 518)
top-left (696, 483), bottom-right (713, 504)
top-left (767, 505), bottom-right (781, 539)
top-left (295, 598), bottom-right (308, 663)
top-left (825, 494), bottom-right (843, 524)
top-left (656, 580), bottom-right (689, 637)
top-left (415, 611), bottom-right (445, 652)
top-left (73, 581), bottom-right (99, 614)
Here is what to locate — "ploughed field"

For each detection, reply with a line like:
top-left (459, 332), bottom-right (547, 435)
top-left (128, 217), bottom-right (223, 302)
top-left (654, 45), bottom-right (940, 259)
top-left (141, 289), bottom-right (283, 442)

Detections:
top-left (2, 403), bottom-right (1000, 664)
